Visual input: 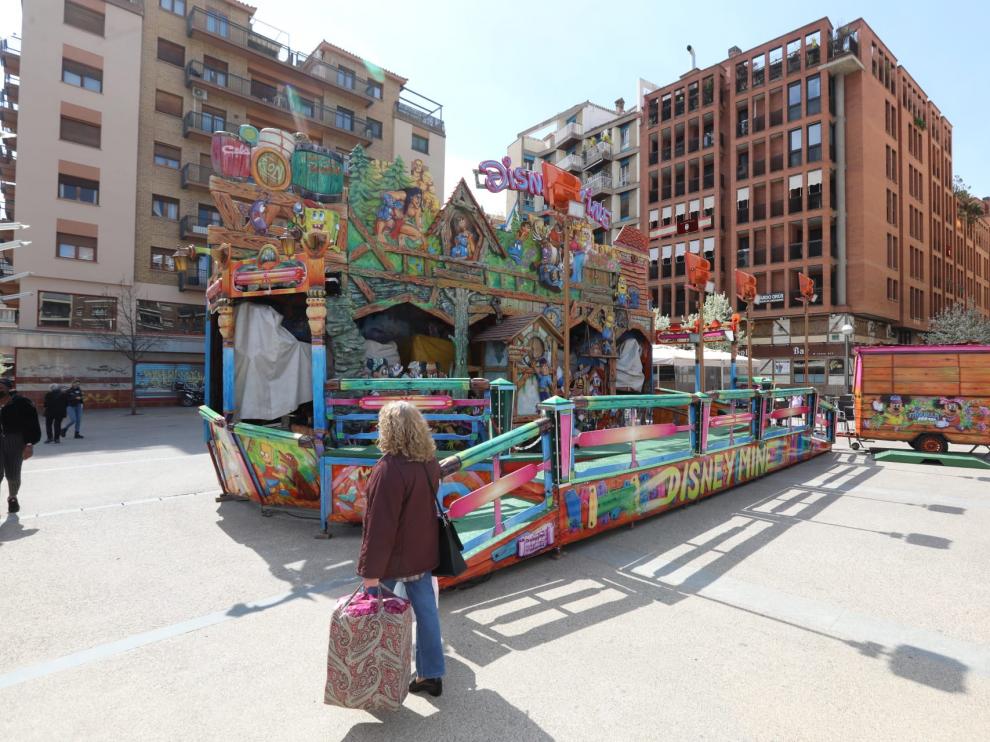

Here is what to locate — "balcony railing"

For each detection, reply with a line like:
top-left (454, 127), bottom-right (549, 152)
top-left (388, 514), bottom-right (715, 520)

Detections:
top-left (186, 61), bottom-right (372, 141)
top-left (674, 143), bottom-right (685, 157)
top-left (702, 174), bottom-right (714, 189)
top-left (789, 242), bottom-right (803, 260)
top-left (769, 60), bottom-right (782, 80)
top-left (553, 121), bottom-right (583, 148)
top-left (183, 110), bottom-right (225, 138)
top-left (736, 207), bottom-right (750, 224)
top-left (648, 151), bottom-right (658, 165)
top-left (583, 142), bottom-right (612, 167)
top-left (787, 52), bottom-right (801, 74)
top-left (556, 152), bottom-right (582, 172)
top-left (789, 196), bottom-right (803, 213)
top-left (771, 244), bottom-right (785, 262)
top-left (753, 116), bottom-right (765, 133)
top-left (688, 178), bottom-right (699, 192)
top-left (736, 120), bottom-right (749, 137)
top-left (187, 7), bottom-right (378, 106)
top-left (736, 164), bottom-right (748, 180)
top-left (583, 173), bottom-right (613, 195)
top-left (828, 35), bottom-right (859, 61)
top-left (180, 214), bottom-right (220, 240)
top-left (770, 155), bottom-right (784, 172)
top-left (769, 109), bottom-right (783, 127)
top-left (808, 239), bottom-right (823, 257)
top-left (753, 160), bottom-right (766, 176)
top-left (615, 174), bottom-right (638, 189)
top-left (394, 100), bottom-right (445, 135)
top-left (0, 306), bottom-right (17, 328)
top-left (181, 162), bottom-right (212, 189)
top-left (753, 203), bottom-right (766, 220)
top-left (770, 199), bottom-right (784, 217)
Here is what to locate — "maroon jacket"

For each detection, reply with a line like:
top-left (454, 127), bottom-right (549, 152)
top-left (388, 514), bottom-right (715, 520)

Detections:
top-left (357, 454), bottom-right (441, 580)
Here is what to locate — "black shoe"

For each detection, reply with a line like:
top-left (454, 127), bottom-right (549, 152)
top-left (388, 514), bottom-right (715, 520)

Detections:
top-left (408, 678), bottom-right (442, 697)
top-left (61, 427), bottom-right (69, 436)
top-left (75, 433), bottom-right (84, 439)
top-left (53, 439), bottom-right (60, 444)
top-left (44, 439), bottom-right (53, 444)
top-left (7, 497), bottom-right (19, 514)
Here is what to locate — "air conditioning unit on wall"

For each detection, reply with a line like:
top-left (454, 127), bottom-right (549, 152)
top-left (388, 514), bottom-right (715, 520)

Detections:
top-left (192, 87), bottom-right (208, 101)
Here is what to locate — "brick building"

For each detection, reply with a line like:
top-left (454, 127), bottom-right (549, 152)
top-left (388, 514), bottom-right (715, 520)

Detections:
top-left (641, 17), bottom-right (989, 389)
top-left (0, 0), bottom-right (445, 406)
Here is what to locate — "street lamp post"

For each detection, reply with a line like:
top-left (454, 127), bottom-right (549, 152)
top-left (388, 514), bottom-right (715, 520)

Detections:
top-left (841, 322), bottom-right (853, 393)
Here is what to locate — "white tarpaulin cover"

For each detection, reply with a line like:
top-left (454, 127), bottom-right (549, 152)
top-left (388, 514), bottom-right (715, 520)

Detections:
top-left (652, 345), bottom-right (763, 368)
top-left (616, 337), bottom-right (645, 391)
top-left (234, 303), bottom-right (312, 420)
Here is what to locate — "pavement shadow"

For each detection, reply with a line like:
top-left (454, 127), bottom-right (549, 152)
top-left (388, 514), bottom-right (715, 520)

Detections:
top-left (338, 657), bottom-right (553, 742)
top-left (0, 514), bottom-right (39, 546)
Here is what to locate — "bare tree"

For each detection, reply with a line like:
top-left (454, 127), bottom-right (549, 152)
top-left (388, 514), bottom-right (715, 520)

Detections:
top-left (93, 283), bottom-right (163, 415)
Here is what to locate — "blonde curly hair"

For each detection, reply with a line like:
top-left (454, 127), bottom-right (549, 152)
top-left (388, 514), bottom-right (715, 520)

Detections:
top-left (377, 401), bottom-right (436, 462)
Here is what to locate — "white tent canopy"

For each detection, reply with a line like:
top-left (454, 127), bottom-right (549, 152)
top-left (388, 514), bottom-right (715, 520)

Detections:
top-left (652, 345), bottom-right (763, 368)
top-left (652, 344), bottom-right (768, 391)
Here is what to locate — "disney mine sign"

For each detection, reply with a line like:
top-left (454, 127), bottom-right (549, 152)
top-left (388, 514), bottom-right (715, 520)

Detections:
top-left (477, 156), bottom-right (612, 229)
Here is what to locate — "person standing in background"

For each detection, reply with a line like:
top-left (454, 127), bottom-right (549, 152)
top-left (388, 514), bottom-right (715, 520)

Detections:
top-left (43, 384), bottom-right (68, 444)
top-left (0, 378), bottom-right (42, 514)
top-left (62, 381), bottom-right (85, 439)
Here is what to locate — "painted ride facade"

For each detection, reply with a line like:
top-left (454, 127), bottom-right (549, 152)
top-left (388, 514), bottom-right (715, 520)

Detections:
top-left (198, 127), bottom-right (836, 587)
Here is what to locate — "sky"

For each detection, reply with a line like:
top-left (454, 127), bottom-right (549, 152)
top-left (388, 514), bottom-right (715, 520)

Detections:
top-left (3, 0), bottom-right (990, 214)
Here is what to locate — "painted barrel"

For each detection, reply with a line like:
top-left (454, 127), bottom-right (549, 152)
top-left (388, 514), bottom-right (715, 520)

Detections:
top-left (257, 128), bottom-right (295, 161)
top-left (238, 124), bottom-right (260, 147)
top-left (291, 143), bottom-right (344, 198)
top-left (210, 131), bottom-right (252, 179)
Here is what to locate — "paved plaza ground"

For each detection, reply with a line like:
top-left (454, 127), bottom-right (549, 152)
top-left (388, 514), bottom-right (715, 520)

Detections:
top-left (1, 408), bottom-right (989, 740)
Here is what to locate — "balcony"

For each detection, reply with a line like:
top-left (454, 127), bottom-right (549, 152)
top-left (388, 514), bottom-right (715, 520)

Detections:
top-left (0, 36), bottom-right (19, 76)
top-left (736, 120), bottom-right (749, 137)
top-left (0, 306), bottom-right (17, 328)
top-left (825, 34), bottom-right (862, 75)
top-left (789, 242), bottom-right (803, 260)
top-left (583, 172), bottom-right (613, 196)
top-left (556, 152), bottom-right (583, 172)
top-left (180, 214), bottom-right (219, 240)
top-left (753, 160), bottom-right (766, 177)
top-left (789, 196), bottom-right (803, 213)
top-left (688, 178), bottom-right (699, 192)
top-left (3, 73), bottom-right (18, 104)
top-left (753, 203), bottom-right (766, 220)
top-left (186, 61), bottom-right (372, 144)
top-left (703, 173), bottom-right (714, 189)
top-left (181, 163), bottom-right (212, 190)
top-left (769, 109), bottom-right (783, 127)
top-left (186, 8), bottom-right (378, 107)
top-left (0, 92), bottom-right (17, 128)
top-left (615, 174), bottom-right (638, 190)
top-left (753, 116), bottom-right (765, 133)
top-left (770, 199), bottom-right (784, 217)
top-left (787, 52), bottom-right (801, 74)
top-left (648, 151), bottom-right (658, 165)
top-left (394, 98), bottom-right (445, 136)
top-left (0, 198), bottom-right (12, 221)
top-left (583, 142), bottom-right (612, 168)
top-left (736, 207), bottom-right (749, 224)
top-left (770, 155), bottom-right (784, 172)
top-left (183, 110), bottom-right (225, 139)
top-left (553, 121), bottom-right (583, 148)
top-left (674, 143), bottom-right (685, 157)
top-left (771, 244), bottom-right (785, 262)
top-left (180, 265), bottom-right (209, 291)
top-left (736, 164), bottom-right (748, 180)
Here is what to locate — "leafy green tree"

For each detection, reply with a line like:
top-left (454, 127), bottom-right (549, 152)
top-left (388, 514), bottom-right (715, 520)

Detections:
top-left (953, 175), bottom-right (985, 227)
top-left (655, 292), bottom-right (745, 352)
top-left (347, 145), bottom-right (382, 229)
top-left (923, 304), bottom-right (990, 345)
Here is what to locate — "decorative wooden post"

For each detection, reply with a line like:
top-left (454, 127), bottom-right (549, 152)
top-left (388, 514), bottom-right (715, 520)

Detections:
top-left (797, 272), bottom-right (817, 387)
top-left (735, 269), bottom-right (758, 388)
top-left (686, 252), bottom-right (711, 392)
top-left (539, 395), bottom-right (574, 494)
top-left (215, 299), bottom-right (235, 420)
top-left (306, 287), bottom-right (328, 451)
top-left (489, 378), bottom-right (516, 437)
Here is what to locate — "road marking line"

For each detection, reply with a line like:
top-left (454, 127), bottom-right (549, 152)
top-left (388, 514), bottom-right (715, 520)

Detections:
top-left (0, 572), bottom-right (357, 690)
top-left (26, 454), bottom-right (209, 474)
top-left (0, 490), bottom-right (222, 523)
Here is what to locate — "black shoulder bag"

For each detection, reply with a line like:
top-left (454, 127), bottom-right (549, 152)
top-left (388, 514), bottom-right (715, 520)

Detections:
top-left (423, 463), bottom-right (467, 578)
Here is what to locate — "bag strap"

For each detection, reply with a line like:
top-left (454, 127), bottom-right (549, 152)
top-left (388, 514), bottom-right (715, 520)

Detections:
top-left (420, 461), bottom-right (444, 518)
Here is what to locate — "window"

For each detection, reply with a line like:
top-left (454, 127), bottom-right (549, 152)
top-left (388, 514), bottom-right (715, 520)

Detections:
top-left (703, 196), bottom-right (714, 218)
top-left (160, 0), bottom-right (186, 15)
top-left (205, 10), bottom-right (228, 37)
top-left (336, 66), bottom-right (356, 90)
top-left (335, 107), bottom-right (354, 131)
top-left (56, 232), bottom-right (97, 261)
top-left (39, 292), bottom-right (115, 330)
top-left (806, 31), bottom-right (821, 66)
top-left (736, 61), bottom-right (748, 93)
top-left (62, 59), bottom-right (102, 92)
top-left (200, 106), bottom-right (225, 133)
top-left (366, 118), bottom-right (383, 139)
top-left (886, 278), bottom-right (898, 301)
top-left (788, 128), bottom-right (802, 167)
top-left (152, 195), bottom-right (180, 220)
top-left (367, 81), bottom-right (383, 99)
top-left (787, 82), bottom-right (801, 121)
top-left (64, 1), bottom-right (104, 35)
top-left (202, 56), bottom-right (228, 87)
top-left (807, 170), bottom-right (822, 209)
top-left (736, 187), bottom-right (750, 223)
top-left (58, 174), bottom-right (99, 204)
top-left (250, 78), bottom-right (277, 103)
top-left (752, 55), bottom-right (765, 87)
top-left (155, 90), bottom-right (183, 117)
top-left (619, 123), bottom-right (631, 150)
top-left (151, 247), bottom-right (176, 272)
top-left (60, 116), bottom-right (101, 148)
top-left (769, 47), bottom-right (783, 80)
top-left (198, 203), bottom-right (221, 227)
top-left (157, 38), bottom-right (185, 67)
top-left (806, 75), bottom-right (821, 115)
top-left (137, 300), bottom-right (206, 335)
top-left (412, 133), bottom-right (429, 154)
top-left (154, 142), bottom-right (181, 169)
top-left (789, 173), bottom-right (803, 213)
top-left (620, 191), bottom-right (631, 219)
top-left (886, 234), bottom-right (899, 269)
top-left (786, 39), bottom-right (801, 72)
top-left (807, 123), bottom-right (822, 162)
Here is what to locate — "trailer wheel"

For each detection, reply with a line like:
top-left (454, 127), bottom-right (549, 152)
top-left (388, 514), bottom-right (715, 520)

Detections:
top-left (850, 441), bottom-right (861, 451)
top-left (912, 434), bottom-right (948, 454)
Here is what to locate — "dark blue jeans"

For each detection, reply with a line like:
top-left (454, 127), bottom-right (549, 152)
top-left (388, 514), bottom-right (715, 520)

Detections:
top-left (382, 574), bottom-right (445, 680)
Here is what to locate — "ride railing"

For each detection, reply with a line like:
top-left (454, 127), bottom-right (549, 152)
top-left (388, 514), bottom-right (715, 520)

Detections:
top-left (439, 415), bottom-right (554, 553)
top-left (325, 377), bottom-right (512, 449)
top-left (761, 386), bottom-right (818, 440)
top-left (703, 388), bottom-right (761, 451)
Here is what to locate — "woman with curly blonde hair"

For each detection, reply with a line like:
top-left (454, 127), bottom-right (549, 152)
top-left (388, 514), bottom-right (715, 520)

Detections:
top-left (357, 401), bottom-right (446, 697)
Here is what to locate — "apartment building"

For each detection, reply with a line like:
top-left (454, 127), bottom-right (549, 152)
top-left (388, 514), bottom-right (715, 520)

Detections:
top-left (506, 98), bottom-right (640, 244)
top-left (0, 0), bottom-right (445, 406)
top-left (641, 17), bottom-right (989, 389)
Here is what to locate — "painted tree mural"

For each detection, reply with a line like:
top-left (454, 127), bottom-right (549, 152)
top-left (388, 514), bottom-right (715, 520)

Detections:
top-left (347, 145), bottom-right (382, 229)
top-left (381, 156), bottom-right (412, 192)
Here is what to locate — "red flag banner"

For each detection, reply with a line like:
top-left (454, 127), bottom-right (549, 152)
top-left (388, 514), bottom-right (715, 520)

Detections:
top-left (798, 272), bottom-right (816, 301)
top-left (735, 269), bottom-right (757, 303)
top-left (541, 162), bottom-right (582, 210)
top-left (685, 252), bottom-right (711, 292)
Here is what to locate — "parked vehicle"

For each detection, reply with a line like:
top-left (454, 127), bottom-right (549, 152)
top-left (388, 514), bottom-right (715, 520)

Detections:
top-left (178, 382), bottom-right (204, 407)
top-left (853, 344), bottom-right (990, 453)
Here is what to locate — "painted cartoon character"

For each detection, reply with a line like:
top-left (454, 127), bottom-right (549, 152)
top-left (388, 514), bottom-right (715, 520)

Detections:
top-left (936, 397), bottom-right (967, 430)
top-left (410, 158), bottom-right (440, 216)
top-left (601, 309), bottom-right (615, 355)
top-left (257, 441), bottom-right (291, 498)
top-left (449, 215), bottom-right (475, 259)
top-left (616, 276), bottom-right (630, 307)
top-left (570, 225), bottom-right (593, 283)
top-left (405, 361), bottom-right (423, 379)
top-left (365, 357), bottom-right (390, 378)
top-left (508, 221), bottom-right (530, 266)
top-left (535, 357), bottom-right (554, 401)
top-left (389, 361), bottom-right (405, 378)
top-left (249, 193), bottom-right (271, 234)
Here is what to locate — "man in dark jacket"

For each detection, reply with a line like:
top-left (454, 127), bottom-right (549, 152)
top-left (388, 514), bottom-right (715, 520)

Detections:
top-left (0, 378), bottom-right (42, 514)
top-left (61, 380), bottom-right (85, 439)
top-left (43, 384), bottom-right (69, 444)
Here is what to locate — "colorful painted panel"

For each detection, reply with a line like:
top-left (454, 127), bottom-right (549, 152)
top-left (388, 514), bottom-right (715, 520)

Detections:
top-left (208, 423), bottom-right (259, 501)
top-left (238, 430), bottom-right (320, 508)
top-left (864, 395), bottom-right (990, 437)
